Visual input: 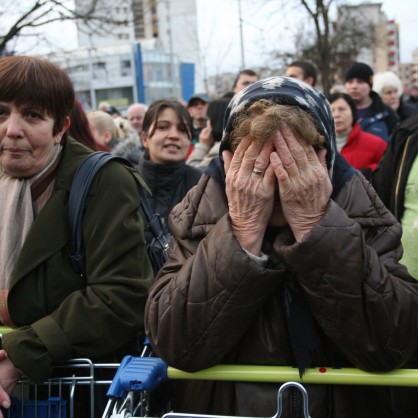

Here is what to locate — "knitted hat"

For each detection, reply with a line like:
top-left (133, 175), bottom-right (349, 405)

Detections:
top-left (344, 62), bottom-right (374, 87)
top-left (220, 76), bottom-right (336, 170)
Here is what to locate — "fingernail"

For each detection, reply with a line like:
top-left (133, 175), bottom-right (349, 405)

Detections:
top-left (2, 400), bottom-right (10, 408)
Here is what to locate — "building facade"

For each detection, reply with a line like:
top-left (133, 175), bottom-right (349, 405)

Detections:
top-left (411, 48), bottom-right (418, 86)
top-left (399, 61), bottom-right (417, 91)
top-left (337, 3), bottom-right (400, 74)
top-left (48, 39), bottom-right (193, 112)
top-left (73, 0), bottom-right (201, 101)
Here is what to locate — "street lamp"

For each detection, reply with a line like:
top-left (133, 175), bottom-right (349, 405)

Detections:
top-left (238, 0), bottom-right (245, 69)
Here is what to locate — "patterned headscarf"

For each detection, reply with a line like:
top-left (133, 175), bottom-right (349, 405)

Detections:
top-left (220, 76), bottom-right (337, 169)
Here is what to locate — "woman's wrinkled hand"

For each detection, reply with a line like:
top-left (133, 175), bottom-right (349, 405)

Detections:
top-left (0, 350), bottom-right (23, 417)
top-left (223, 138), bottom-right (276, 256)
top-left (270, 126), bottom-right (332, 242)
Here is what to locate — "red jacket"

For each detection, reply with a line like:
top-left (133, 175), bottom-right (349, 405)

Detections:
top-left (341, 122), bottom-right (387, 171)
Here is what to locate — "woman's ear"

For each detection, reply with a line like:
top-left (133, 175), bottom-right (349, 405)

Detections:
top-left (54, 116), bottom-right (71, 144)
top-left (103, 130), bottom-right (113, 145)
top-left (141, 132), bottom-right (149, 148)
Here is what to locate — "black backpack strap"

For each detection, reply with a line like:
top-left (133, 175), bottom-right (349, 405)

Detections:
top-left (69, 151), bottom-right (169, 276)
top-left (139, 185), bottom-right (170, 269)
top-left (138, 186), bottom-right (168, 242)
top-left (69, 151), bottom-right (116, 275)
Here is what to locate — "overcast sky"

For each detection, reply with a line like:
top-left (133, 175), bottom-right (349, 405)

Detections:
top-left (196, 0), bottom-right (418, 75)
top-left (6, 0), bottom-right (418, 76)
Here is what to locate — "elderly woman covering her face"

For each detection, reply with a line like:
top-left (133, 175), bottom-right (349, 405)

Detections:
top-left (0, 56), bottom-right (153, 414)
top-left (145, 77), bottom-right (418, 418)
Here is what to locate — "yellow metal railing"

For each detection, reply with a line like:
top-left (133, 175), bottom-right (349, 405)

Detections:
top-left (168, 365), bottom-right (418, 387)
top-left (4, 324), bottom-right (418, 388)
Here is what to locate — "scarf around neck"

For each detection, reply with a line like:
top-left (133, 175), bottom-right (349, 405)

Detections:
top-left (0, 144), bottom-right (62, 326)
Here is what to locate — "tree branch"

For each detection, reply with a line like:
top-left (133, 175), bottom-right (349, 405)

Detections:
top-left (0, 0), bottom-right (130, 54)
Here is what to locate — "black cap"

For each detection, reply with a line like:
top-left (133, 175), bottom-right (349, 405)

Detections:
top-left (345, 62), bottom-right (374, 87)
top-left (188, 93), bottom-right (210, 106)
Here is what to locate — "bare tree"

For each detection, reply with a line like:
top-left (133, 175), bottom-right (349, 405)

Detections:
top-left (267, 0), bottom-right (374, 95)
top-left (0, 0), bottom-right (130, 55)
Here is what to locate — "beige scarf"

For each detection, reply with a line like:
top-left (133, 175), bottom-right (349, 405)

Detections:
top-left (0, 144), bottom-right (62, 326)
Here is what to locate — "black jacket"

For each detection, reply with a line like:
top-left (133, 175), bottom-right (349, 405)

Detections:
top-left (372, 113), bottom-right (418, 221)
top-left (397, 100), bottom-right (417, 121)
top-left (372, 113), bottom-right (418, 418)
top-left (137, 153), bottom-right (202, 235)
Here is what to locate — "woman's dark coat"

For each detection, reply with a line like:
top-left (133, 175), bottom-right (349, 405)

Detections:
top-left (3, 138), bottom-right (153, 383)
top-left (145, 157), bottom-right (418, 418)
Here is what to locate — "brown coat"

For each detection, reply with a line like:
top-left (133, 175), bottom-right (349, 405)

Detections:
top-left (145, 161), bottom-right (418, 418)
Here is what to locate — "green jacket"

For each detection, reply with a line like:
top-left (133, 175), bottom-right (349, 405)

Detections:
top-left (3, 138), bottom-right (153, 383)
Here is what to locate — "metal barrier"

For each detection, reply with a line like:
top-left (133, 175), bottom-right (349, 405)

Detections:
top-left (168, 364), bottom-right (418, 387)
top-left (5, 359), bottom-right (119, 418)
top-left (101, 355), bottom-right (418, 418)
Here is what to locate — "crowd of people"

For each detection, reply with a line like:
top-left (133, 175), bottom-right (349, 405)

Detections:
top-left (1, 53), bottom-right (418, 418)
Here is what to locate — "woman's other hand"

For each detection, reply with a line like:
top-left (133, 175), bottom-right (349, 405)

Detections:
top-left (0, 350), bottom-right (23, 416)
top-left (270, 125), bottom-right (332, 242)
top-left (223, 138), bottom-right (276, 256)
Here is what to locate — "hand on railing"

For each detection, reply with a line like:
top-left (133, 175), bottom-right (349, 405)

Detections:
top-left (0, 349), bottom-right (23, 418)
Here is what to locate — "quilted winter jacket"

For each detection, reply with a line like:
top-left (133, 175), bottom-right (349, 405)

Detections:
top-left (3, 138), bottom-right (154, 383)
top-left (145, 157), bottom-right (418, 418)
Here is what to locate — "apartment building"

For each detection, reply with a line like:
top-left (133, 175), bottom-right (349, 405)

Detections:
top-left (337, 2), bottom-right (400, 73)
top-left (53, 0), bottom-right (201, 109)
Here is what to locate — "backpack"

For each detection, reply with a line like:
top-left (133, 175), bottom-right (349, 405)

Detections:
top-left (68, 151), bottom-right (170, 277)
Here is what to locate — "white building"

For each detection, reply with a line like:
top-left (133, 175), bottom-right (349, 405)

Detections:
top-left (75, 0), bottom-right (136, 48)
top-left (48, 40), bottom-right (184, 111)
top-left (411, 48), bottom-right (418, 86)
top-left (74, 0), bottom-right (202, 92)
top-left (337, 2), bottom-right (400, 74)
top-left (399, 61), bottom-right (416, 90)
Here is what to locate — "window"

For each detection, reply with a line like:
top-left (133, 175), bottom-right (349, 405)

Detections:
top-left (94, 62), bottom-right (106, 70)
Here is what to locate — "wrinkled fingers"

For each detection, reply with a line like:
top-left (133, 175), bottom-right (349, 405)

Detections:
top-left (270, 151), bottom-right (292, 196)
top-left (273, 130), bottom-right (301, 177)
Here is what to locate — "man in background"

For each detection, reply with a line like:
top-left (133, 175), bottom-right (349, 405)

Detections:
top-left (344, 62), bottom-right (398, 141)
top-left (286, 60), bottom-right (318, 87)
top-left (187, 93), bottom-right (210, 142)
top-left (127, 103), bottom-right (147, 135)
top-left (223, 69), bottom-right (259, 99)
top-left (232, 69), bottom-right (259, 94)
top-left (112, 103), bottom-right (147, 165)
